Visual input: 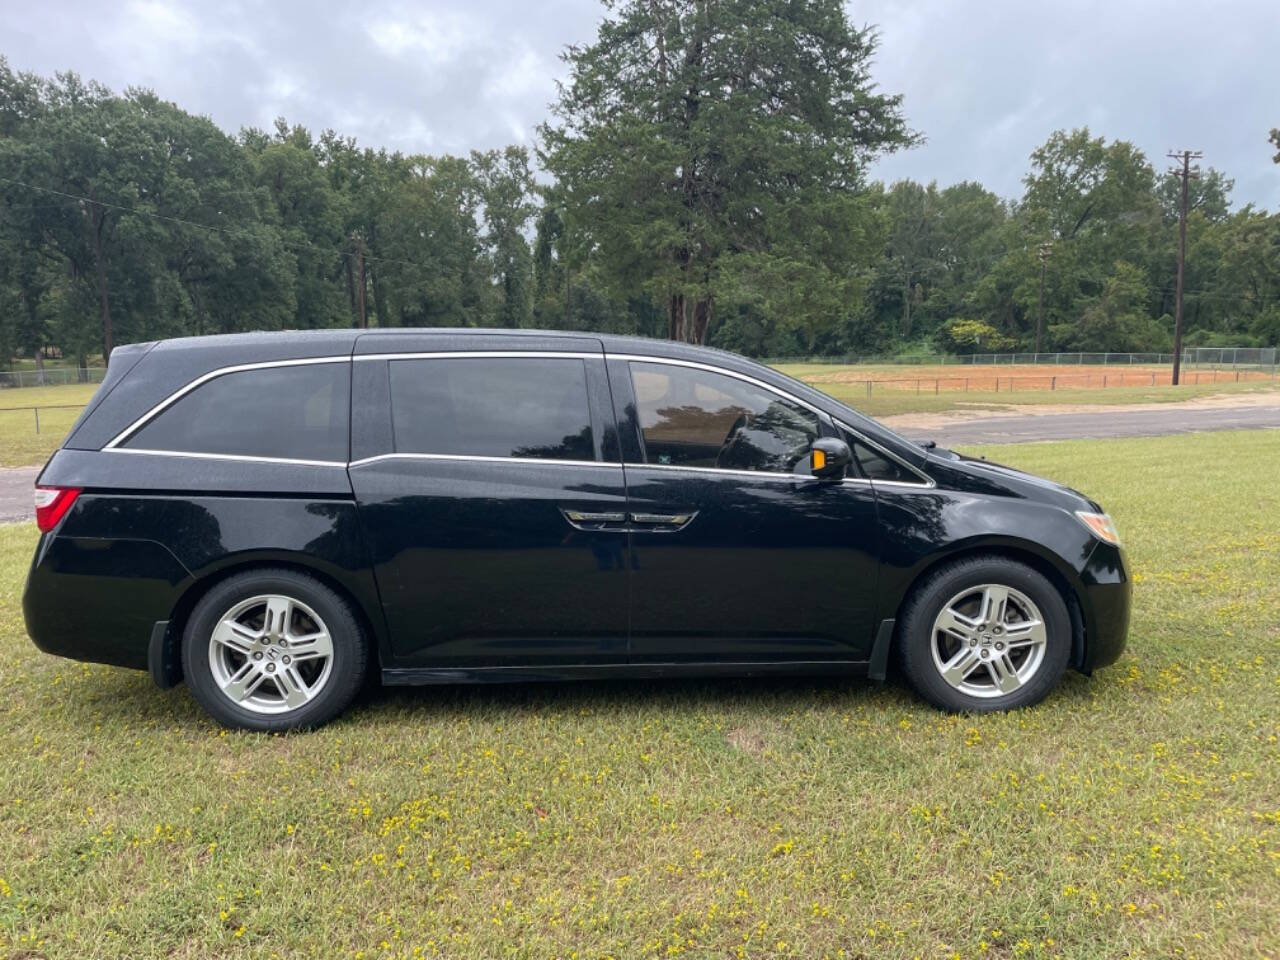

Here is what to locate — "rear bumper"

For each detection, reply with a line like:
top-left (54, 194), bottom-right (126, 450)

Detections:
top-left (1078, 541), bottom-right (1131, 671)
top-left (23, 533), bottom-right (188, 671)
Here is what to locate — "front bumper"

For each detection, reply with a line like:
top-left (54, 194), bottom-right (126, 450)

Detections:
top-left (1077, 541), bottom-right (1131, 671)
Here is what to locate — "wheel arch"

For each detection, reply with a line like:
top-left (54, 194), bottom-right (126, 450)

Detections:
top-left (161, 553), bottom-right (386, 685)
top-left (888, 539), bottom-right (1089, 672)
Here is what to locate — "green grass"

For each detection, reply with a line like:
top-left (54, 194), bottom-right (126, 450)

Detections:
top-left (1, 429), bottom-right (1278, 958)
top-left (0, 385), bottom-right (98, 468)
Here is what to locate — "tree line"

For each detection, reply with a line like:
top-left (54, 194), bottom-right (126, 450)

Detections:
top-left (1, 0), bottom-right (1278, 370)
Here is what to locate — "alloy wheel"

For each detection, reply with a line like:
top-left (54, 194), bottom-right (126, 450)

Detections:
top-left (207, 594), bottom-right (335, 715)
top-left (929, 583), bottom-right (1048, 699)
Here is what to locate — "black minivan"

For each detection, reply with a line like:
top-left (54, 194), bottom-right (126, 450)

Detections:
top-left (24, 330), bottom-right (1130, 730)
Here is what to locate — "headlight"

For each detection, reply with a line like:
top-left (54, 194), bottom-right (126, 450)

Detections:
top-left (1075, 510), bottom-right (1121, 546)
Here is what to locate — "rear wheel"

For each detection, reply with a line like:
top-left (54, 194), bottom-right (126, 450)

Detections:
top-left (182, 569), bottom-right (368, 731)
top-left (897, 555), bottom-right (1070, 712)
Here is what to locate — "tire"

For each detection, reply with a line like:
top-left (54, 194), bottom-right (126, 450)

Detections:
top-left (182, 568), bottom-right (369, 732)
top-left (896, 555), bottom-right (1070, 712)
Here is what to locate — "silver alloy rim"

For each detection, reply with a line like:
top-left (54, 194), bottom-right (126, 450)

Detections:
top-left (207, 594), bottom-right (335, 715)
top-left (929, 583), bottom-right (1048, 699)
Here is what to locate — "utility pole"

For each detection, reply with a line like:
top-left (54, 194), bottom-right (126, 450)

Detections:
top-left (1167, 150), bottom-right (1201, 385)
top-left (351, 232), bottom-right (368, 329)
top-left (1035, 242), bottom-right (1052, 354)
top-left (565, 264), bottom-right (572, 327)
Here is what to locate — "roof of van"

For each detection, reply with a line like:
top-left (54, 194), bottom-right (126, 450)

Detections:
top-left (136, 327), bottom-right (743, 357)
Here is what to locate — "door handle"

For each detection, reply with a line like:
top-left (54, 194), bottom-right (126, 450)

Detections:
top-left (630, 511), bottom-right (697, 528)
top-left (561, 509), bottom-right (628, 531)
top-left (561, 508), bottom-right (697, 531)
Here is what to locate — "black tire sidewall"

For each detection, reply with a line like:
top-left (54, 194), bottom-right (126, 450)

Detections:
top-left (182, 570), bottom-right (367, 731)
top-left (899, 557), bottom-right (1070, 712)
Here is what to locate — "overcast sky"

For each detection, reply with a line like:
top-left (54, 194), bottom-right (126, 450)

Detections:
top-left (3, 0), bottom-right (1277, 207)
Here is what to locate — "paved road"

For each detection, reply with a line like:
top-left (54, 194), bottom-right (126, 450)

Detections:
top-left (0, 403), bottom-right (1276, 523)
top-left (0, 465), bottom-right (38, 523)
top-left (894, 402), bottom-right (1280, 446)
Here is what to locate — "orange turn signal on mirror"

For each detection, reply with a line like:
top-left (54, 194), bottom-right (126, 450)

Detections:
top-left (812, 449), bottom-right (826, 471)
top-left (1075, 511), bottom-right (1121, 546)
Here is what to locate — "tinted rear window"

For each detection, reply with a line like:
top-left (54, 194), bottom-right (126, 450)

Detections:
top-left (124, 362), bottom-right (350, 462)
top-left (389, 357), bottom-right (594, 461)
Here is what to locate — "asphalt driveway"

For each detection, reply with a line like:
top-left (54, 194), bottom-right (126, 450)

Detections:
top-left (893, 401), bottom-right (1280, 447)
top-left (0, 465), bottom-right (38, 523)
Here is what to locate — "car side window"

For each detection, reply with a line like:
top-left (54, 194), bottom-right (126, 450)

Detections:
top-left (389, 357), bottom-right (595, 461)
top-left (123, 362), bottom-right (350, 462)
top-left (839, 426), bottom-right (918, 483)
top-left (629, 361), bottom-right (819, 472)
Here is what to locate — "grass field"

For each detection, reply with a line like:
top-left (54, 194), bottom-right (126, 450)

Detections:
top-left (1, 429), bottom-right (1277, 959)
top-left (0, 384), bottom-right (97, 468)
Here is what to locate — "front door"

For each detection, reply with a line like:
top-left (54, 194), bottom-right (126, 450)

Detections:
top-left (349, 342), bottom-right (629, 667)
top-left (608, 356), bottom-right (881, 662)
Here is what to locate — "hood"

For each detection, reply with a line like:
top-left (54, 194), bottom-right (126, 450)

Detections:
top-left (928, 449), bottom-right (1104, 513)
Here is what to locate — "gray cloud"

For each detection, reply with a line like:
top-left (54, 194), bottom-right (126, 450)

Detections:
top-left (859, 0), bottom-right (1280, 208)
top-left (3, 0), bottom-right (1277, 206)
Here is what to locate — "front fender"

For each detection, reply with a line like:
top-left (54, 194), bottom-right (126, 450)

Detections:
top-left (870, 487), bottom-right (1114, 660)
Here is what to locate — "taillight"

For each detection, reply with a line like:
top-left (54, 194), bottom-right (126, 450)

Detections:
top-left (34, 486), bottom-right (81, 532)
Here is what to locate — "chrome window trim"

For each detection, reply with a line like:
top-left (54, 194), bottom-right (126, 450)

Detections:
top-left (95, 347), bottom-right (933, 490)
top-left (103, 447), bottom-right (348, 468)
top-left (628, 462), bottom-right (810, 483)
top-left (104, 351), bottom-right (605, 462)
top-left (348, 452), bottom-right (622, 470)
top-left (628, 462), bottom-right (908, 489)
top-left (358, 350), bottom-right (603, 362)
top-left (104, 355), bottom-right (352, 450)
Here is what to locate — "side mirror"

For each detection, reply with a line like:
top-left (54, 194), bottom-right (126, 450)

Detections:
top-left (809, 438), bottom-right (852, 481)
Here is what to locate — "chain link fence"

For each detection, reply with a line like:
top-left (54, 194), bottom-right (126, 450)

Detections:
top-left (768, 348), bottom-right (1278, 369)
top-left (0, 367), bottom-right (106, 389)
top-left (837, 367), bottom-right (1275, 401)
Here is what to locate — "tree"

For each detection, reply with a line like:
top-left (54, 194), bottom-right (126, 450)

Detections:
top-left (242, 120), bottom-right (348, 330)
top-left (472, 146), bottom-right (537, 327)
top-left (936, 318), bottom-right (1014, 354)
top-left (884, 180), bottom-right (942, 338)
top-left (377, 155), bottom-right (488, 327)
top-left (1049, 261), bottom-right (1166, 352)
top-left (541, 0), bottom-right (913, 345)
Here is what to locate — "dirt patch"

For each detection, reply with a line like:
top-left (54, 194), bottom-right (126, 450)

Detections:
top-left (726, 727), bottom-right (766, 756)
top-left (797, 362), bottom-right (1273, 391)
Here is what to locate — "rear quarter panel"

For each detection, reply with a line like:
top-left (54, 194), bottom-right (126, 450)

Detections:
top-left (26, 450), bottom-right (385, 670)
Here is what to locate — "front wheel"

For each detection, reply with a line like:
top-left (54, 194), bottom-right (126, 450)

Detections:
top-left (897, 555), bottom-right (1071, 712)
top-left (182, 569), bottom-right (369, 731)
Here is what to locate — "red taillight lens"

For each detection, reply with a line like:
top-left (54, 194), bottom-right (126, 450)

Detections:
top-left (34, 486), bottom-right (81, 532)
